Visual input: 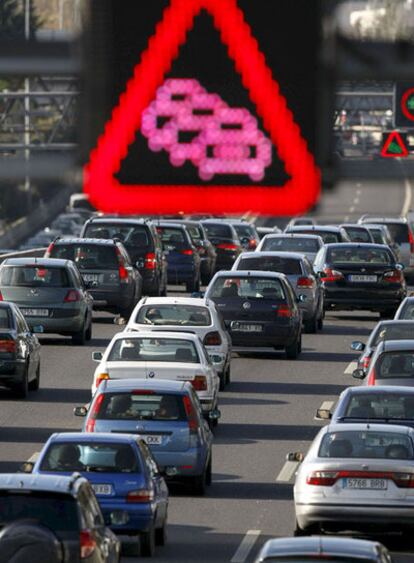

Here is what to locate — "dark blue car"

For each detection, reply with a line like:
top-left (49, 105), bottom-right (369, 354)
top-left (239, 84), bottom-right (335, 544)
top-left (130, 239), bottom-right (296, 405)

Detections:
top-left (32, 432), bottom-right (169, 557)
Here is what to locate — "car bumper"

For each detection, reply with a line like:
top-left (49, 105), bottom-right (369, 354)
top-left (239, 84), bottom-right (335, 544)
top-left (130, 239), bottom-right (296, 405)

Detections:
top-left (323, 286), bottom-right (405, 312)
top-left (228, 325), bottom-right (298, 347)
top-left (0, 358), bottom-right (26, 384)
top-left (90, 289), bottom-right (132, 310)
top-left (99, 500), bottom-right (154, 534)
top-left (152, 449), bottom-right (205, 477)
top-left (167, 266), bottom-right (197, 284)
top-left (25, 314), bottom-right (84, 333)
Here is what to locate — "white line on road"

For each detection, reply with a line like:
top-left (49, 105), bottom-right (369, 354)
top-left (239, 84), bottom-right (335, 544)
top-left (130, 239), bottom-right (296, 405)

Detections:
top-left (402, 176), bottom-right (412, 217)
top-left (276, 461), bottom-right (299, 483)
top-left (344, 215), bottom-right (349, 222)
top-left (353, 197), bottom-right (359, 205)
top-left (231, 530), bottom-right (261, 563)
top-left (349, 206), bottom-right (355, 213)
top-left (344, 360), bottom-right (358, 374)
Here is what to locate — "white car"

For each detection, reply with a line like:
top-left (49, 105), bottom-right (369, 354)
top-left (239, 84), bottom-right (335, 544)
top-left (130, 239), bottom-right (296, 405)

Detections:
top-left (124, 297), bottom-right (232, 390)
top-left (91, 331), bottom-right (220, 419)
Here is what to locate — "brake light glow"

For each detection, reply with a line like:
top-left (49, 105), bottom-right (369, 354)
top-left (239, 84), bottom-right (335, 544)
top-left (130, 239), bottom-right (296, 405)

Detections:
top-left (85, 392), bottom-right (105, 432)
top-left (409, 228), bottom-right (414, 253)
top-left (64, 290), bottom-right (81, 302)
top-left (0, 291), bottom-right (3, 302)
top-left (217, 243), bottom-right (238, 251)
top-left (277, 305), bottom-right (292, 318)
top-left (297, 276), bottom-right (315, 288)
top-left (203, 331), bottom-right (222, 346)
top-left (320, 268), bottom-right (344, 282)
top-left (248, 239), bottom-right (257, 249)
top-left (191, 375), bottom-right (208, 391)
top-left (80, 529), bottom-right (96, 559)
top-left (127, 489), bottom-right (154, 503)
top-left (307, 470), bottom-right (414, 487)
top-left (307, 471), bottom-right (338, 486)
top-left (183, 395), bottom-right (198, 434)
top-left (383, 270), bottom-right (402, 283)
top-left (181, 249), bottom-right (193, 256)
top-left (118, 264), bottom-right (128, 280)
top-left (145, 252), bottom-right (157, 270)
top-left (0, 339), bottom-right (16, 353)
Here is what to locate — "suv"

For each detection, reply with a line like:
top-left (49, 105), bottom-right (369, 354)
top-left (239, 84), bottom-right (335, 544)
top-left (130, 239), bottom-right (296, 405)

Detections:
top-left (0, 473), bottom-right (120, 562)
top-left (45, 238), bottom-right (143, 318)
top-left (81, 218), bottom-right (167, 296)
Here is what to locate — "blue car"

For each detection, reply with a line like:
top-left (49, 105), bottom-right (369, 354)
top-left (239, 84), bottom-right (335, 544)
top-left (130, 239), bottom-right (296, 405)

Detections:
top-left (75, 379), bottom-right (213, 495)
top-left (32, 432), bottom-right (169, 557)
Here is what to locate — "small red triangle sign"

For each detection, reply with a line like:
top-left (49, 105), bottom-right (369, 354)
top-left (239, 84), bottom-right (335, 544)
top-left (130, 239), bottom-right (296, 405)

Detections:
top-left (84, 0), bottom-right (321, 215)
top-left (381, 131), bottom-right (409, 158)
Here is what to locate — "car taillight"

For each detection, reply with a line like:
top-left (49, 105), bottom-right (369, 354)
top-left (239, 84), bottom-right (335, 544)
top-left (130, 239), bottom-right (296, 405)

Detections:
top-left (183, 395), bottom-right (198, 434)
top-left (118, 264), bottom-right (128, 280)
top-left (64, 290), bottom-right (81, 302)
top-left (320, 268), bottom-right (344, 282)
top-left (409, 228), bottom-right (414, 253)
top-left (85, 392), bottom-right (105, 432)
top-left (181, 249), bottom-right (193, 256)
top-left (393, 472), bottom-right (414, 488)
top-left (248, 239), bottom-right (257, 250)
top-left (217, 243), bottom-right (238, 251)
top-left (307, 471), bottom-right (338, 486)
top-left (46, 242), bottom-right (54, 256)
top-left (362, 356), bottom-right (371, 370)
top-left (383, 270), bottom-right (402, 283)
top-left (191, 375), bottom-right (207, 391)
top-left (309, 470), bottom-right (414, 488)
top-left (80, 529), bottom-right (96, 559)
top-left (0, 339), bottom-right (16, 353)
top-left (277, 305), bottom-right (292, 318)
top-left (367, 368), bottom-right (376, 386)
top-left (0, 291), bottom-right (3, 302)
top-left (145, 252), bottom-right (157, 270)
top-left (203, 331), bottom-right (222, 346)
top-left (127, 489), bottom-right (154, 503)
top-left (297, 276), bottom-right (315, 288)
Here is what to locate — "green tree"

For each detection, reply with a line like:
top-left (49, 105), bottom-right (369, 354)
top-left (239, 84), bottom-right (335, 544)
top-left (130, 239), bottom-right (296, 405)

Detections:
top-left (0, 0), bottom-right (42, 40)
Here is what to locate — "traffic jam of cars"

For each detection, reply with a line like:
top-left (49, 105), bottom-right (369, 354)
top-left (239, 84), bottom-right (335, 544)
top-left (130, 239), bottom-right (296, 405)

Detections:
top-left (3, 206), bottom-right (414, 561)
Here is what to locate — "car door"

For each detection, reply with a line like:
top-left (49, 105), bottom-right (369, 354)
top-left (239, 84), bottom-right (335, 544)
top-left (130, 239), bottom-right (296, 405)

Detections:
top-left (139, 440), bottom-right (169, 527)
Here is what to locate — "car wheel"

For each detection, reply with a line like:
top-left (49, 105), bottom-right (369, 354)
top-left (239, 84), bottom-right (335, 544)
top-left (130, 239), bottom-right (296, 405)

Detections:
top-left (219, 372), bottom-right (226, 391)
top-left (85, 319), bottom-right (92, 341)
top-left (192, 466), bottom-right (207, 496)
top-left (285, 333), bottom-right (301, 360)
top-left (15, 365), bottom-right (29, 398)
top-left (225, 364), bottom-right (231, 385)
top-left (72, 323), bottom-right (86, 345)
top-left (304, 315), bottom-right (317, 334)
top-left (28, 362), bottom-right (40, 391)
top-left (140, 526), bottom-right (156, 557)
top-left (206, 457), bottom-right (212, 486)
top-left (155, 515), bottom-right (167, 546)
top-left (317, 315), bottom-right (323, 330)
top-left (293, 520), bottom-right (310, 537)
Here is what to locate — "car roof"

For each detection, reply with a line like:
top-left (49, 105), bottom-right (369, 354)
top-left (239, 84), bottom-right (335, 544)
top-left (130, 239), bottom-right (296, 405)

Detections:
top-left (50, 432), bottom-right (139, 444)
top-left (52, 238), bottom-right (117, 246)
top-left (375, 320), bottom-right (414, 326)
top-left (212, 270), bottom-right (287, 279)
top-left (111, 330), bottom-right (200, 342)
top-left (288, 225), bottom-right (342, 232)
top-left (259, 536), bottom-right (382, 559)
top-left (86, 217), bottom-right (149, 225)
top-left (263, 233), bottom-right (323, 240)
top-left (238, 251), bottom-right (306, 260)
top-left (341, 385), bottom-right (414, 397)
top-left (340, 224), bottom-right (370, 229)
top-left (361, 216), bottom-right (406, 224)
top-left (323, 242), bottom-right (390, 250)
top-left (152, 222), bottom-right (188, 230)
top-left (101, 378), bottom-right (188, 392)
top-left (381, 339), bottom-right (414, 352)
top-left (0, 473), bottom-right (87, 495)
top-left (2, 257), bottom-right (70, 267)
top-left (137, 297), bottom-right (210, 307)
top-left (325, 422), bottom-right (413, 435)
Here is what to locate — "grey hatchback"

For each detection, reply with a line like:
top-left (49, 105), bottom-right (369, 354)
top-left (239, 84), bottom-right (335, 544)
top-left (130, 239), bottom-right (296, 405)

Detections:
top-left (0, 258), bottom-right (93, 345)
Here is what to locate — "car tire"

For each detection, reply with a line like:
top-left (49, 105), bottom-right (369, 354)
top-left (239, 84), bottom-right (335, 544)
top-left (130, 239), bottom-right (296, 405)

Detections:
top-left (28, 362), bottom-right (40, 391)
top-left (140, 526), bottom-right (156, 557)
top-left (293, 520), bottom-right (310, 537)
top-left (192, 466), bottom-right (207, 496)
top-left (155, 515), bottom-right (167, 546)
top-left (285, 333), bottom-right (301, 360)
top-left (85, 319), bottom-right (92, 341)
top-left (225, 364), bottom-right (231, 385)
top-left (219, 373), bottom-right (226, 391)
top-left (206, 457), bottom-right (212, 486)
top-left (72, 323), bottom-right (87, 345)
top-left (15, 364), bottom-right (29, 398)
top-left (317, 316), bottom-right (323, 331)
top-left (304, 315), bottom-right (317, 334)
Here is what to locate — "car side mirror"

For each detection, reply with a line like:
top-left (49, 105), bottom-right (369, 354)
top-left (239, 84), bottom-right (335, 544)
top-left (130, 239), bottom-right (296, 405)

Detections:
top-left (298, 294), bottom-right (307, 303)
top-left (208, 409), bottom-right (221, 421)
top-left (286, 452), bottom-right (304, 462)
top-left (352, 368), bottom-right (366, 380)
top-left (316, 408), bottom-right (332, 420)
top-left (396, 263), bottom-right (405, 271)
top-left (92, 351), bottom-right (103, 362)
top-left (73, 405), bottom-right (88, 417)
top-left (351, 341), bottom-right (365, 352)
top-left (32, 325), bottom-right (44, 334)
top-left (19, 461), bottom-right (34, 473)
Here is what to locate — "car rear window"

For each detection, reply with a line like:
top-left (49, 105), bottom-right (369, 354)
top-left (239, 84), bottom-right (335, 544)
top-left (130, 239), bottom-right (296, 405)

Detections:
top-left (40, 442), bottom-right (140, 473)
top-left (0, 266), bottom-right (70, 287)
top-left (202, 223), bottom-right (232, 239)
top-left (372, 323), bottom-right (414, 346)
top-left (49, 244), bottom-right (118, 269)
top-left (84, 223), bottom-right (150, 248)
top-left (136, 305), bottom-right (211, 326)
top-left (233, 225), bottom-right (256, 240)
top-left (156, 227), bottom-right (188, 249)
top-left (108, 337), bottom-right (200, 363)
top-left (95, 392), bottom-right (187, 422)
top-left (376, 352), bottom-right (414, 379)
top-left (292, 229), bottom-right (340, 243)
top-left (209, 277), bottom-right (285, 300)
top-left (327, 247), bottom-right (392, 265)
top-left (319, 430), bottom-right (414, 459)
top-left (345, 393), bottom-right (414, 420)
top-left (399, 302), bottom-right (414, 320)
top-left (236, 256), bottom-right (303, 275)
top-left (0, 308), bottom-right (12, 329)
top-left (0, 492), bottom-right (79, 532)
top-left (186, 226), bottom-right (203, 243)
top-left (384, 222), bottom-right (409, 244)
top-left (262, 237), bottom-right (320, 253)
top-left (344, 227), bottom-right (371, 243)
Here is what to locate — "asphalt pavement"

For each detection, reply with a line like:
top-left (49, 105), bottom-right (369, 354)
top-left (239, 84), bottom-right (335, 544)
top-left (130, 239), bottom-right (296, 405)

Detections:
top-left (0, 178), bottom-right (413, 562)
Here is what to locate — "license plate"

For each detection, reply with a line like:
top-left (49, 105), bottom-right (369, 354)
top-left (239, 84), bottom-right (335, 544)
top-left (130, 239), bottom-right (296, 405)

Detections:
top-left (92, 484), bottom-right (113, 495)
top-left (21, 308), bottom-right (49, 317)
top-left (82, 274), bottom-right (101, 283)
top-left (232, 323), bottom-right (263, 332)
top-left (343, 478), bottom-right (388, 490)
top-left (348, 275), bottom-right (377, 282)
top-left (143, 435), bottom-right (162, 445)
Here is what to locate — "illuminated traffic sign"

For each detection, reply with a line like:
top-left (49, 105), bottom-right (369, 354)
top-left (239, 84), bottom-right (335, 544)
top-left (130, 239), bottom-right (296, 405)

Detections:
top-left (84, 0), bottom-right (321, 215)
top-left (395, 82), bottom-right (414, 128)
top-left (381, 131), bottom-right (408, 158)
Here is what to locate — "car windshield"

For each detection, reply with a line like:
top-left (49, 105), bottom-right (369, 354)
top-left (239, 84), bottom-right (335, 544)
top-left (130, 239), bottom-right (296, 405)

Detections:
top-left (327, 247), bottom-right (391, 265)
top-left (376, 352), bottom-right (414, 379)
top-left (372, 323), bottom-right (414, 346)
top-left (399, 302), bottom-right (414, 320)
top-left (108, 337), bottom-right (200, 363)
top-left (319, 430), bottom-right (414, 459)
top-left (84, 224), bottom-right (150, 248)
top-left (136, 305), bottom-right (211, 326)
top-left (0, 492), bottom-right (78, 532)
top-left (0, 266), bottom-right (69, 287)
top-left (49, 244), bottom-right (118, 269)
top-left (209, 277), bottom-right (285, 300)
top-left (40, 442), bottom-right (140, 473)
top-left (96, 392), bottom-right (187, 421)
top-left (262, 237), bottom-right (320, 253)
top-left (202, 223), bottom-right (232, 239)
top-left (344, 393), bottom-right (414, 420)
top-left (294, 230), bottom-right (339, 243)
top-left (237, 257), bottom-right (303, 275)
top-left (344, 227), bottom-right (371, 242)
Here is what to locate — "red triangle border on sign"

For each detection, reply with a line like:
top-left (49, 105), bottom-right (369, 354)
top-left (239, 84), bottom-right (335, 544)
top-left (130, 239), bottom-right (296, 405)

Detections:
top-left (84, 0), bottom-right (321, 215)
top-left (381, 131), bottom-right (409, 158)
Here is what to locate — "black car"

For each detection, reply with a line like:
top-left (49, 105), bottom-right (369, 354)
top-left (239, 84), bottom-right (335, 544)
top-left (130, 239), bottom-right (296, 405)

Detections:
top-left (227, 220), bottom-right (261, 251)
top-left (167, 220), bottom-right (217, 284)
top-left (155, 222), bottom-right (201, 291)
top-left (205, 271), bottom-right (302, 358)
top-left (313, 243), bottom-right (407, 317)
top-left (201, 220), bottom-right (243, 272)
top-left (0, 473), bottom-right (120, 563)
top-left (45, 238), bottom-right (143, 318)
top-left (285, 225), bottom-right (351, 244)
top-left (81, 218), bottom-right (167, 297)
top-left (0, 301), bottom-right (41, 397)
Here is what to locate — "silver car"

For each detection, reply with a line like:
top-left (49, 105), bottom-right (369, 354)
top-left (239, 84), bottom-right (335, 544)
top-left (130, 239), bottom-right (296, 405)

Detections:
top-left (256, 233), bottom-right (323, 263)
top-left (292, 422), bottom-right (414, 539)
top-left (0, 258), bottom-right (93, 345)
top-left (232, 251), bottom-right (324, 333)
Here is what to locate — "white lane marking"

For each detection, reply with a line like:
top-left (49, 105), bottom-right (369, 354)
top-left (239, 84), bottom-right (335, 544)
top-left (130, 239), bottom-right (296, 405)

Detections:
top-left (276, 461), bottom-right (299, 483)
top-left (353, 197), bottom-right (359, 205)
top-left (231, 530), bottom-right (261, 563)
top-left (356, 189), bottom-right (361, 195)
top-left (344, 215), bottom-right (349, 222)
top-left (402, 176), bottom-right (412, 217)
top-left (349, 206), bottom-right (355, 213)
top-left (344, 360), bottom-right (358, 374)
